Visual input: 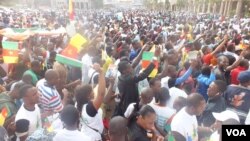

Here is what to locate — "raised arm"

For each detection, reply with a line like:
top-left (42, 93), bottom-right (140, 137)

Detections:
top-left (92, 63), bottom-right (106, 110)
top-left (104, 77), bottom-right (116, 104)
top-left (131, 42), bottom-right (152, 68)
top-left (211, 35), bottom-right (228, 56)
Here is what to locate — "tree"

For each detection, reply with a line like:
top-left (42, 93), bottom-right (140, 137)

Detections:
top-left (0, 0), bottom-right (17, 6)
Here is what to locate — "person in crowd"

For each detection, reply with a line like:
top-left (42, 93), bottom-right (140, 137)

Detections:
top-left (115, 54), bottom-right (156, 116)
top-left (168, 85), bottom-right (188, 109)
top-left (198, 80), bottom-right (227, 127)
top-left (173, 96), bottom-right (187, 112)
top-left (23, 60), bottom-right (41, 86)
top-left (15, 119), bottom-right (30, 141)
top-left (15, 84), bottom-right (41, 135)
top-left (109, 116), bottom-right (128, 141)
top-left (124, 87), bottom-right (154, 118)
top-left (161, 59), bottom-right (197, 90)
top-left (128, 105), bottom-right (164, 141)
top-left (10, 74), bottom-right (32, 91)
top-left (230, 59), bottom-right (249, 85)
top-left (224, 70), bottom-right (250, 123)
top-left (0, 126), bottom-right (9, 141)
top-left (197, 66), bottom-right (216, 101)
top-left (149, 87), bottom-right (175, 135)
top-left (213, 55), bottom-right (229, 82)
top-left (36, 69), bottom-right (64, 113)
top-left (209, 110), bottom-right (240, 141)
top-left (53, 105), bottom-right (91, 141)
top-left (75, 63), bottom-right (106, 141)
top-left (0, 82), bottom-right (24, 118)
top-left (171, 93), bottom-right (207, 141)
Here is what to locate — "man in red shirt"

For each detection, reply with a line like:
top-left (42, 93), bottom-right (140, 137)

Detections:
top-left (202, 35), bottom-right (228, 66)
top-left (230, 59), bottom-right (249, 85)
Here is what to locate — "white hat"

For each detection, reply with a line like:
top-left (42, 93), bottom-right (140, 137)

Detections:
top-left (212, 110), bottom-right (240, 122)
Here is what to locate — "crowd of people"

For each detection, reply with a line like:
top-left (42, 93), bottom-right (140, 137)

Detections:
top-left (0, 8), bottom-right (250, 141)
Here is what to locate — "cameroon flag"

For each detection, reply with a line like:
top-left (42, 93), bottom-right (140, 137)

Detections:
top-left (57, 34), bottom-right (87, 68)
top-left (2, 41), bottom-right (19, 63)
top-left (141, 51), bottom-right (158, 78)
top-left (0, 107), bottom-right (8, 126)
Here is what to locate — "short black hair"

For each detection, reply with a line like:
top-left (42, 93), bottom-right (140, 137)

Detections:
top-left (75, 85), bottom-right (93, 112)
top-left (158, 87), bottom-right (170, 102)
top-left (60, 105), bottom-right (79, 126)
top-left (31, 60), bottom-right (40, 68)
top-left (119, 49), bottom-right (129, 58)
top-left (13, 82), bottom-right (25, 90)
top-left (201, 66), bottom-right (211, 76)
top-left (15, 119), bottom-right (29, 134)
top-left (213, 80), bottom-right (227, 93)
top-left (49, 51), bottom-right (57, 58)
top-left (186, 93), bottom-right (205, 108)
top-left (19, 84), bottom-right (33, 98)
top-left (118, 61), bottom-right (130, 74)
top-left (138, 105), bottom-right (156, 118)
top-left (149, 78), bottom-right (160, 86)
top-left (239, 59), bottom-right (249, 68)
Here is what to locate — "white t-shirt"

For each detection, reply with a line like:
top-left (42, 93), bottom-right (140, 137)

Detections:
top-left (81, 104), bottom-right (104, 141)
top-left (161, 76), bottom-right (170, 89)
top-left (171, 107), bottom-right (198, 141)
top-left (209, 131), bottom-right (220, 141)
top-left (53, 129), bottom-right (91, 141)
top-left (124, 103), bottom-right (136, 118)
top-left (15, 104), bottom-right (42, 135)
top-left (149, 103), bottom-right (175, 130)
top-left (245, 109), bottom-right (250, 125)
top-left (168, 87), bottom-right (188, 109)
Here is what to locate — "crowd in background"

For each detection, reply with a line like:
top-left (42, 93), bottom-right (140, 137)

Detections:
top-left (0, 8), bottom-right (250, 141)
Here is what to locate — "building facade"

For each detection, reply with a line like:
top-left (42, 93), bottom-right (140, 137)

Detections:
top-left (103, 0), bottom-right (143, 8)
top-left (52, 0), bottom-right (92, 10)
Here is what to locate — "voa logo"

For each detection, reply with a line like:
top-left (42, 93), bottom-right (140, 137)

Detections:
top-left (226, 129), bottom-right (246, 136)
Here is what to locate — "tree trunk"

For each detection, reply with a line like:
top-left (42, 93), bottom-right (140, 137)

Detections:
top-left (197, 3), bottom-right (201, 13)
top-left (223, 0), bottom-right (228, 16)
top-left (219, 1), bottom-right (224, 15)
top-left (213, 3), bottom-right (217, 14)
top-left (227, 0), bottom-right (233, 17)
top-left (202, 0), bottom-right (206, 13)
top-left (236, 0), bottom-right (243, 18)
top-left (207, 1), bottom-right (211, 13)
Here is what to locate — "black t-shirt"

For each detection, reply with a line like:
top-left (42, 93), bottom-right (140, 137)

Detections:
top-left (224, 85), bottom-right (250, 123)
top-left (128, 122), bottom-right (151, 141)
top-left (86, 101), bottom-right (98, 117)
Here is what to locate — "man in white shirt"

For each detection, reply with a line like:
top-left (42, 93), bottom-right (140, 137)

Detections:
top-left (171, 93), bottom-right (206, 141)
top-left (15, 84), bottom-right (42, 135)
top-left (168, 87), bottom-right (187, 109)
top-left (53, 105), bottom-right (91, 141)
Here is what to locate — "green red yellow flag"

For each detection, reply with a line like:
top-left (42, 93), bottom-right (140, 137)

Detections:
top-left (142, 51), bottom-right (158, 78)
top-left (2, 41), bottom-right (19, 63)
top-left (0, 107), bottom-right (8, 126)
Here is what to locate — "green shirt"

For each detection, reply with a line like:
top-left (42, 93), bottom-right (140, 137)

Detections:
top-left (0, 92), bottom-right (17, 119)
top-left (23, 69), bottom-right (38, 85)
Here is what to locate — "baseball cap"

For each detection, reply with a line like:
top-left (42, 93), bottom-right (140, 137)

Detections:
top-left (212, 110), bottom-right (240, 122)
top-left (238, 71), bottom-right (250, 83)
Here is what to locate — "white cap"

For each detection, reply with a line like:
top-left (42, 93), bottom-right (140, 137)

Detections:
top-left (212, 110), bottom-right (240, 122)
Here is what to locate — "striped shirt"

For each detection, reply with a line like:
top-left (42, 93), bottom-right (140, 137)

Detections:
top-left (36, 79), bottom-right (63, 112)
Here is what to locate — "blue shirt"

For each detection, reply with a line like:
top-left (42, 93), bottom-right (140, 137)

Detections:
top-left (197, 73), bottom-right (216, 101)
top-left (129, 48), bottom-right (141, 61)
